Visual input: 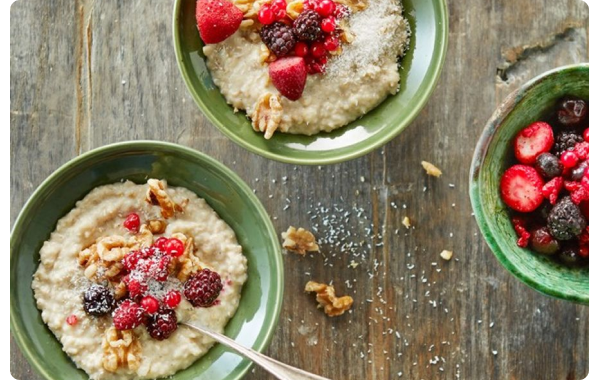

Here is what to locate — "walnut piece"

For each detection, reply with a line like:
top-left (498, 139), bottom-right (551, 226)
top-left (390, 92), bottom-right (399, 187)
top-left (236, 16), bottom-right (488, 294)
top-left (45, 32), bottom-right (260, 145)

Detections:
top-left (281, 226), bottom-right (320, 255)
top-left (147, 219), bottom-right (167, 234)
top-left (336, 0), bottom-right (367, 12)
top-left (305, 281), bottom-right (353, 317)
top-left (102, 327), bottom-right (142, 373)
top-left (168, 232), bottom-right (204, 282)
top-left (251, 93), bottom-right (283, 140)
top-left (145, 179), bottom-right (184, 219)
top-left (421, 161), bottom-right (443, 177)
top-left (78, 237), bottom-right (129, 282)
top-left (440, 250), bottom-right (453, 261)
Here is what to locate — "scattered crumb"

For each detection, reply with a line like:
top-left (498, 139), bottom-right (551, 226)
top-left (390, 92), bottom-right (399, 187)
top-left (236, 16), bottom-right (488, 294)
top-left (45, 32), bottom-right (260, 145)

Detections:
top-left (421, 161), bottom-right (443, 177)
top-left (440, 250), bottom-right (453, 261)
top-left (402, 216), bottom-right (411, 229)
top-left (281, 227), bottom-right (320, 255)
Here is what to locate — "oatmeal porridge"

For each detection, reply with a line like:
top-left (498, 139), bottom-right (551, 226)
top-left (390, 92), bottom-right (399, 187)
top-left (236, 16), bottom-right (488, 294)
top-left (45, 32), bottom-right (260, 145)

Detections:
top-left (195, 0), bottom-right (410, 138)
top-left (32, 179), bottom-right (247, 380)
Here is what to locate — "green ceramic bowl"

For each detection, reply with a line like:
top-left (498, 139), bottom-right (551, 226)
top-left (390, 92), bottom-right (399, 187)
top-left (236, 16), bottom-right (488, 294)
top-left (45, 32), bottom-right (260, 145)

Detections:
top-left (10, 141), bottom-right (284, 379)
top-left (470, 64), bottom-right (589, 305)
top-left (173, 0), bottom-right (448, 165)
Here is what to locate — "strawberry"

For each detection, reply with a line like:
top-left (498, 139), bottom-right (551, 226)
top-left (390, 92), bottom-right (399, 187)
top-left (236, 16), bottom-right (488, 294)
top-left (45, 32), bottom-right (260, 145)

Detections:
top-left (112, 300), bottom-right (144, 330)
top-left (541, 176), bottom-right (563, 205)
top-left (268, 57), bottom-right (308, 101)
top-left (513, 121), bottom-right (554, 164)
top-left (500, 165), bottom-right (545, 212)
top-left (196, 0), bottom-right (243, 44)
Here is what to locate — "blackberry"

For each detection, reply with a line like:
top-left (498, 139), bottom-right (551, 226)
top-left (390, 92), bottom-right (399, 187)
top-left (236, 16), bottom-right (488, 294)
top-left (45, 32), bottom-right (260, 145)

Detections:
top-left (556, 96), bottom-right (588, 127)
top-left (534, 153), bottom-right (562, 179)
top-left (184, 268), bottom-right (223, 307)
top-left (83, 284), bottom-right (115, 316)
top-left (293, 10), bottom-right (322, 41)
top-left (553, 130), bottom-right (583, 156)
top-left (145, 308), bottom-right (178, 340)
top-left (260, 22), bottom-right (296, 57)
top-left (547, 196), bottom-right (587, 241)
top-left (570, 160), bottom-right (588, 181)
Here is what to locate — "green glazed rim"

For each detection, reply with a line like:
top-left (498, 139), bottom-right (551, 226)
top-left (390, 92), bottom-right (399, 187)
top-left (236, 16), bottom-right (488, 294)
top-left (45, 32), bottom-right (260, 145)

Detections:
top-left (10, 141), bottom-right (284, 379)
top-left (172, 0), bottom-right (449, 165)
top-left (469, 63), bottom-right (589, 305)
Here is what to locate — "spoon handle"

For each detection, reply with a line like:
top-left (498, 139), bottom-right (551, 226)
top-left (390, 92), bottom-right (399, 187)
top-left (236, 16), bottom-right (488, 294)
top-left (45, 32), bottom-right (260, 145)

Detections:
top-left (183, 322), bottom-right (331, 380)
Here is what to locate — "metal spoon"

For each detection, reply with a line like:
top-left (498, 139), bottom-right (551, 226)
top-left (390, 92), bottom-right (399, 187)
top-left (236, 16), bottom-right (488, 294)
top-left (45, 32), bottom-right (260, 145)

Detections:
top-left (183, 322), bottom-right (331, 380)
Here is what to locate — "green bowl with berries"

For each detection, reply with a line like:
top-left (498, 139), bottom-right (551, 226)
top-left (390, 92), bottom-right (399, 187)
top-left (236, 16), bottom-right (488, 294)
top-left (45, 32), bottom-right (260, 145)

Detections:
top-left (173, 0), bottom-right (448, 165)
top-left (10, 141), bottom-right (284, 380)
top-left (470, 64), bottom-right (589, 305)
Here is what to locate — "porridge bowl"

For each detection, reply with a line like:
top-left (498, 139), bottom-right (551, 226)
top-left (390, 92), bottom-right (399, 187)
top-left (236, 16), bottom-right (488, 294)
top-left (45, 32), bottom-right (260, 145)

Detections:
top-left (469, 64), bottom-right (589, 305)
top-left (10, 141), bottom-right (284, 379)
top-left (173, 0), bottom-right (448, 164)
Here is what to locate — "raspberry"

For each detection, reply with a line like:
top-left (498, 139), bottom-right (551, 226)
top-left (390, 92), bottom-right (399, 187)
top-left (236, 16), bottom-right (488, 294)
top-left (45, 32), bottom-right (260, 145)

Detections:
top-left (293, 10), bottom-right (322, 41)
top-left (184, 268), bottom-right (223, 307)
top-left (123, 250), bottom-right (143, 271)
top-left (146, 308), bottom-right (178, 340)
top-left (126, 278), bottom-right (148, 299)
top-left (66, 315), bottom-right (78, 326)
top-left (113, 300), bottom-right (144, 330)
top-left (141, 295), bottom-right (160, 314)
top-left (165, 238), bottom-right (185, 257)
top-left (573, 141), bottom-right (589, 160)
top-left (547, 196), bottom-right (587, 240)
top-left (164, 290), bottom-right (182, 308)
top-left (83, 284), bottom-right (115, 316)
top-left (553, 130), bottom-right (583, 156)
top-left (569, 186), bottom-right (589, 205)
top-left (260, 22), bottom-right (297, 57)
top-left (541, 176), bottom-right (563, 205)
top-left (511, 218), bottom-right (531, 248)
top-left (123, 213), bottom-right (140, 233)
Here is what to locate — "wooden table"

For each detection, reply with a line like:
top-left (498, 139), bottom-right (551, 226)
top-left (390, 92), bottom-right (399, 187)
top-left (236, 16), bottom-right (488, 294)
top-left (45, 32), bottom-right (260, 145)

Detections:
top-left (10, 0), bottom-right (589, 379)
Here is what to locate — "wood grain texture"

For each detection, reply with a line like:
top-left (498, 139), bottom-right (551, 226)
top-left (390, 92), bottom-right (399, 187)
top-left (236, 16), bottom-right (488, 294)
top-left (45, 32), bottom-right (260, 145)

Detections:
top-left (10, 0), bottom-right (589, 379)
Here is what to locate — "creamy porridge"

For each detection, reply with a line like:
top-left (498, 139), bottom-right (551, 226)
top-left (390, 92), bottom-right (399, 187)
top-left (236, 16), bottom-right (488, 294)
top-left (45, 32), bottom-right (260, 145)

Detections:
top-left (32, 179), bottom-right (247, 380)
top-left (195, 0), bottom-right (410, 138)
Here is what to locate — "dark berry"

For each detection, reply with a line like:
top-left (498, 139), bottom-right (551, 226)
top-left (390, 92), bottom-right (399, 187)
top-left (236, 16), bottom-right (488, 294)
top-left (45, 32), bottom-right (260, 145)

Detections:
top-left (535, 153), bottom-right (562, 179)
top-left (530, 227), bottom-right (560, 255)
top-left (570, 160), bottom-right (588, 181)
top-left (123, 213), bottom-right (141, 233)
top-left (146, 308), bottom-right (178, 340)
top-left (184, 268), bottom-right (223, 307)
top-left (260, 22), bottom-right (297, 57)
top-left (83, 284), bottom-right (115, 316)
top-left (547, 196), bottom-right (587, 240)
top-left (553, 130), bottom-right (583, 156)
top-left (556, 97), bottom-right (588, 127)
top-left (112, 300), bottom-right (145, 330)
top-left (293, 10), bottom-right (322, 41)
top-left (557, 245), bottom-right (583, 266)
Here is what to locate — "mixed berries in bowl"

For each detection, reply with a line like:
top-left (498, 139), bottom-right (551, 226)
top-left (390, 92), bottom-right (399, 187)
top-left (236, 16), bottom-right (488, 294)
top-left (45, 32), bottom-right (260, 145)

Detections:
top-left (470, 64), bottom-right (589, 304)
top-left (500, 98), bottom-right (589, 266)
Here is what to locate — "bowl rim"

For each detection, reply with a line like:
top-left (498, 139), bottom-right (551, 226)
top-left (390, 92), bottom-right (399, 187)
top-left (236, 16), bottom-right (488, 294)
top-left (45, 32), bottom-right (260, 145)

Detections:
top-left (10, 140), bottom-right (285, 379)
top-left (172, 0), bottom-right (449, 165)
top-left (469, 63), bottom-right (589, 305)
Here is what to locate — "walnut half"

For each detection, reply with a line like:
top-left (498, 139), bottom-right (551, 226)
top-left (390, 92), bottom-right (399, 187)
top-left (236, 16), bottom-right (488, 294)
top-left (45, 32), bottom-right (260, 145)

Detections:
top-left (145, 179), bottom-right (185, 219)
top-left (282, 226), bottom-right (320, 255)
top-left (305, 281), bottom-right (353, 317)
top-left (251, 93), bottom-right (283, 140)
top-left (102, 327), bottom-right (142, 373)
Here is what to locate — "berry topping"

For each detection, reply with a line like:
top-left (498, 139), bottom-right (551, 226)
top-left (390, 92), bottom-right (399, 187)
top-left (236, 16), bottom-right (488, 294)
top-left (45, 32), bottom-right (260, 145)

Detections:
top-left (560, 151), bottom-right (579, 169)
top-left (310, 41), bottom-right (327, 58)
top-left (112, 300), bottom-right (145, 330)
top-left (196, 0), bottom-right (244, 44)
top-left (556, 97), bottom-right (588, 127)
top-left (146, 308), bottom-right (178, 341)
top-left (293, 10), bottom-right (322, 41)
top-left (315, 0), bottom-right (336, 17)
top-left (164, 290), bottom-right (182, 309)
top-left (573, 141), bottom-right (589, 160)
top-left (511, 217), bottom-right (531, 248)
top-left (323, 34), bottom-right (339, 51)
top-left (83, 284), bottom-right (115, 316)
top-left (66, 315), bottom-right (78, 326)
top-left (500, 165), bottom-right (545, 213)
top-left (294, 41), bottom-right (309, 57)
top-left (541, 176), bottom-right (563, 205)
top-left (570, 160), bottom-right (588, 181)
top-left (140, 295), bottom-right (160, 314)
top-left (260, 22), bottom-right (297, 57)
top-left (334, 4), bottom-right (350, 19)
top-left (513, 121), bottom-right (554, 164)
top-left (547, 196), bottom-right (587, 240)
top-left (165, 238), bottom-right (185, 257)
top-left (123, 250), bottom-right (143, 271)
top-left (258, 6), bottom-right (276, 25)
top-left (583, 128), bottom-right (589, 142)
top-left (123, 213), bottom-right (140, 233)
top-left (153, 237), bottom-right (169, 251)
top-left (534, 153), bottom-right (563, 179)
top-left (553, 130), bottom-right (583, 156)
top-left (272, 0), bottom-right (288, 10)
top-left (275, 8), bottom-right (287, 20)
top-left (321, 17), bottom-right (336, 33)
top-left (268, 56), bottom-right (308, 101)
top-left (530, 227), bottom-right (560, 255)
top-left (557, 245), bottom-right (584, 266)
top-left (126, 278), bottom-right (148, 299)
top-left (184, 268), bottom-right (223, 307)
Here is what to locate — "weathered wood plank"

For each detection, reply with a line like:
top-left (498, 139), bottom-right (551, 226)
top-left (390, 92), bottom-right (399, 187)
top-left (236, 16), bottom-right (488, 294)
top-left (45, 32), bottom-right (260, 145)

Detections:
top-left (10, 0), bottom-right (589, 379)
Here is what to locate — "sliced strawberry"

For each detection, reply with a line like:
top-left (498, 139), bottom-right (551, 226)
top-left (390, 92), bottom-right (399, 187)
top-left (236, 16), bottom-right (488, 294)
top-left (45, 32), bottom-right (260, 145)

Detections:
top-left (196, 0), bottom-right (243, 44)
top-left (500, 165), bottom-right (545, 212)
top-left (513, 121), bottom-right (554, 164)
top-left (268, 57), bottom-right (308, 101)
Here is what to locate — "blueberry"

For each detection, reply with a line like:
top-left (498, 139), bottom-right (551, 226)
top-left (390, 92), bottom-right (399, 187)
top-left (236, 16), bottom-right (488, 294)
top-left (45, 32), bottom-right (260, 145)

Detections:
top-left (535, 153), bottom-right (563, 179)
